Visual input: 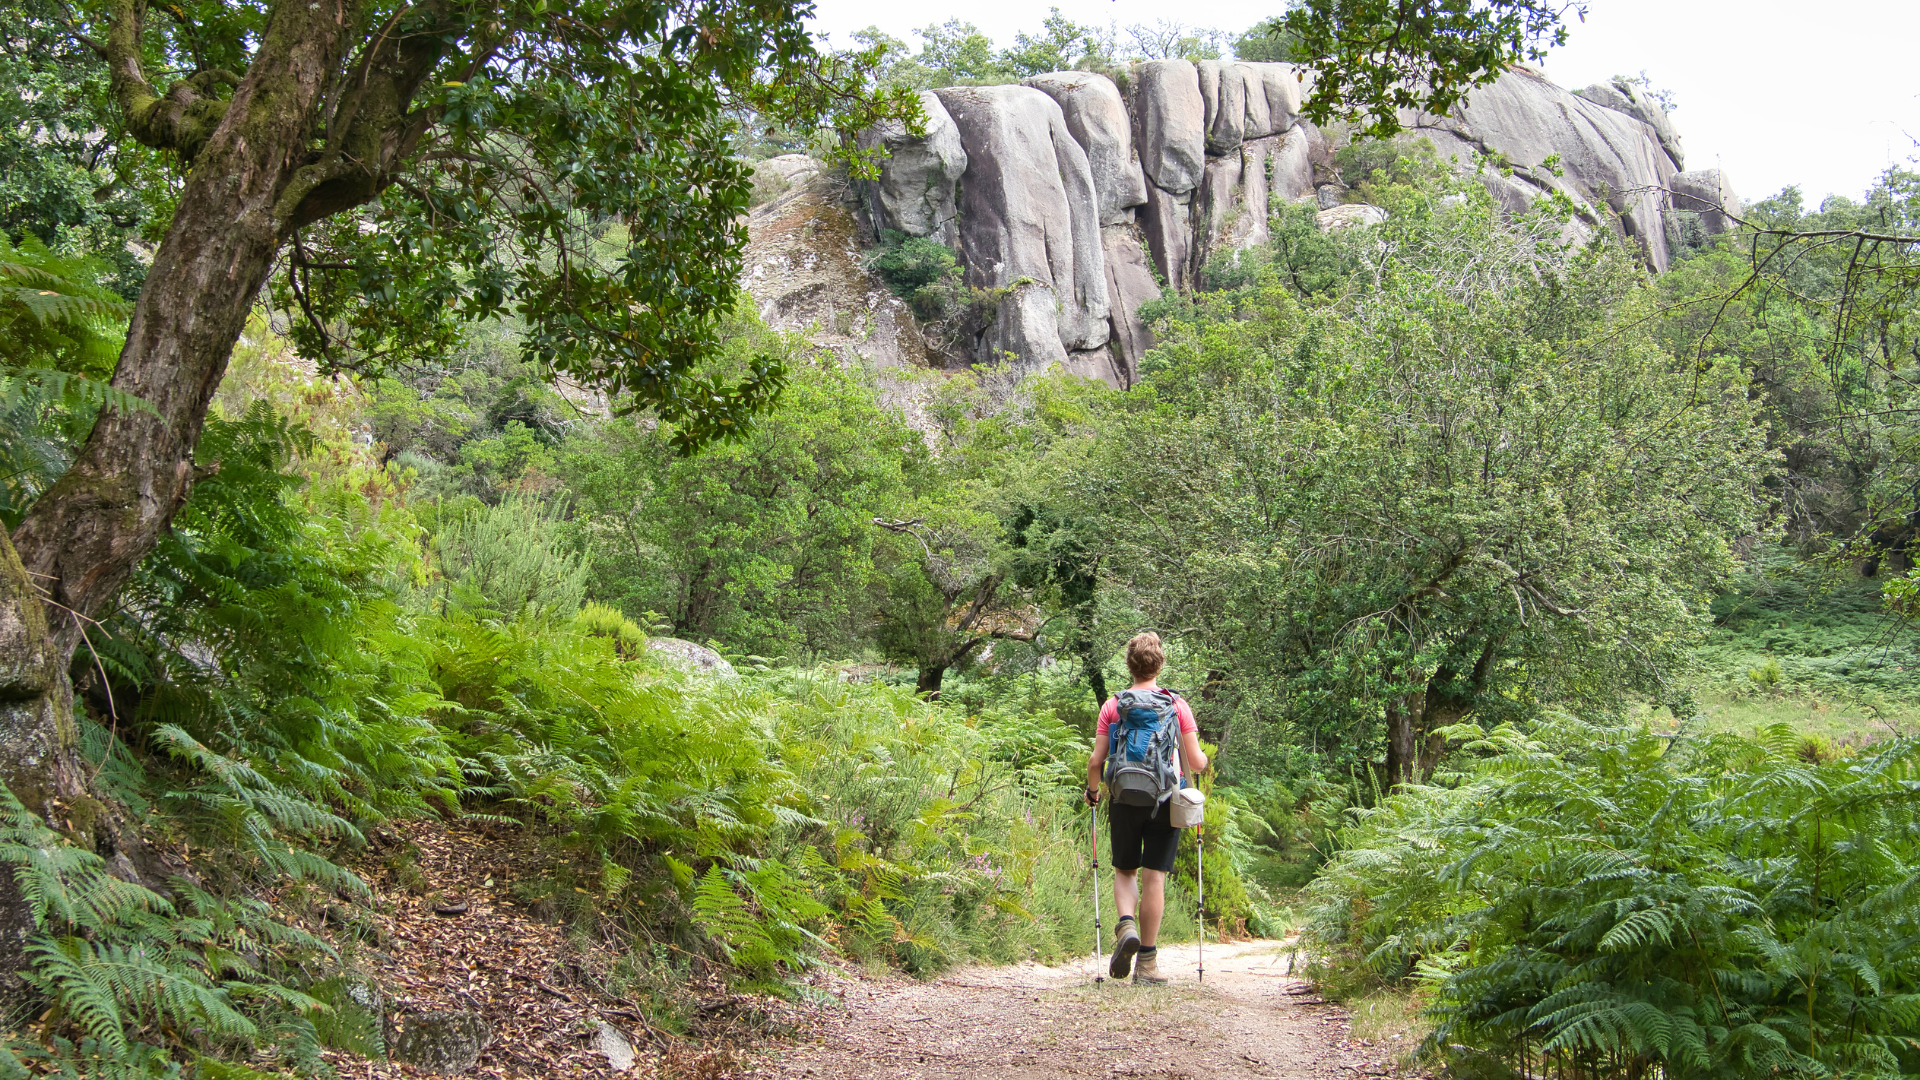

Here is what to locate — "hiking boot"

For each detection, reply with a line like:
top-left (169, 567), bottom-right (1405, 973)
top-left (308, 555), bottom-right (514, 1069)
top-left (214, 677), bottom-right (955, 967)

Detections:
top-left (1133, 950), bottom-right (1167, 985)
top-left (1108, 919), bottom-right (1140, 980)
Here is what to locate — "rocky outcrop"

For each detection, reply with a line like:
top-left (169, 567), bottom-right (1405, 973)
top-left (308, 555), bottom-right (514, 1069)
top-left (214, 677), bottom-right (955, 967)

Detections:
top-left (933, 85), bottom-right (1110, 371)
top-left (1102, 225), bottom-right (1159, 384)
top-left (838, 60), bottom-right (1735, 381)
top-left (1132, 60), bottom-right (1208, 197)
top-left (1670, 169), bottom-right (1742, 234)
top-left (1575, 77), bottom-right (1684, 171)
top-left (859, 91), bottom-right (966, 247)
top-left (1025, 72), bottom-right (1148, 225)
top-left (744, 167), bottom-right (936, 373)
top-left (1400, 65), bottom-right (1685, 271)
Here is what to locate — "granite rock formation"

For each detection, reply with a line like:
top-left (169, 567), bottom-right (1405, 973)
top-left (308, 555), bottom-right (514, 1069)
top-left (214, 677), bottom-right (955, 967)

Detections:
top-left (841, 62), bottom-right (1737, 386)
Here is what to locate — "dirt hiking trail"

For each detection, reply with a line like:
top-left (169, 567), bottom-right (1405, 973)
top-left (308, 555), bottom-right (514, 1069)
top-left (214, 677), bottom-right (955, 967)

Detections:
top-left (753, 940), bottom-right (1414, 1080)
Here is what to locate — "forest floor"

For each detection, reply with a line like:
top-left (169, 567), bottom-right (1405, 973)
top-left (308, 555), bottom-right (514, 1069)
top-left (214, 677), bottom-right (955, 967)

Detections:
top-left (750, 941), bottom-right (1416, 1080)
top-left (320, 825), bottom-right (1416, 1080)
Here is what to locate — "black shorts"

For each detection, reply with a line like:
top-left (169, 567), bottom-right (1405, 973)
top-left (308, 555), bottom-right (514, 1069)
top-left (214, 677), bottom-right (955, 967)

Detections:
top-left (1108, 799), bottom-right (1179, 873)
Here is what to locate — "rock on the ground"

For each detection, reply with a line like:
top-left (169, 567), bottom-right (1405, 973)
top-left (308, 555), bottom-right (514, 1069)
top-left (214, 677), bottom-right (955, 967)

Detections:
top-left (646, 638), bottom-right (739, 679)
top-left (934, 84), bottom-right (1110, 364)
top-left (1317, 204), bottom-right (1389, 231)
top-left (595, 1021), bottom-right (638, 1072)
top-left (1024, 72), bottom-right (1149, 225)
top-left (860, 91), bottom-right (967, 246)
top-left (387, 1010), bottom-right (493, 1075)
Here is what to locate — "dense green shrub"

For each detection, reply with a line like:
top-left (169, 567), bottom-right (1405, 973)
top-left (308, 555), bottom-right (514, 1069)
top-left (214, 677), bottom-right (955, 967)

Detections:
top-left (1303, 717), bottom-right (1920, 1078)
top-left (868, 230), bottom-right (965, 319)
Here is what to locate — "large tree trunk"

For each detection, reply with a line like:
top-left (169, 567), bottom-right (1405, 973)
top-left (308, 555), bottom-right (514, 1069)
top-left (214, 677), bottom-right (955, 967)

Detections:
top-left (0, 531), bottom-right (81, 1018)
top-left (1382, 684), bottom-right (1427, 790)
top-left (916, 665), bottom-right (947, 699)
top-left (1, 0), bottom-right (357, 998)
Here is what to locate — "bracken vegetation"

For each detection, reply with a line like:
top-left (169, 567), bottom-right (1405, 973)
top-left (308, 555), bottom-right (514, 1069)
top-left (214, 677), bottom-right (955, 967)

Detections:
top-left (4, 0), bottom-right (1920, 1075)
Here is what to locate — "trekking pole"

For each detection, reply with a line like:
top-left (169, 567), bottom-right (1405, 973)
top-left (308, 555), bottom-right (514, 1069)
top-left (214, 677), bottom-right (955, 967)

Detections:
top-left (1196, 825), bottom-right (1206, 985)
top-left (1089, 800), bottom-right (1105, 983)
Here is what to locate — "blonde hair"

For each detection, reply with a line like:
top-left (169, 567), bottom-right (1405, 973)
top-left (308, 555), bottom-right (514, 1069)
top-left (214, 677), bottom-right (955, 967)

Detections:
top-left (1125, 632), bottom-right (1165, 681)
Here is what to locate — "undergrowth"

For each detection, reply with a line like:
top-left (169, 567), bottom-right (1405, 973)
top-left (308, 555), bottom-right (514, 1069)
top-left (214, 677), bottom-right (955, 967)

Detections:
top-left (1303, 716), bottom-right (1920, 1079)
top-left (5, 402), bottom-right (1241, 1076)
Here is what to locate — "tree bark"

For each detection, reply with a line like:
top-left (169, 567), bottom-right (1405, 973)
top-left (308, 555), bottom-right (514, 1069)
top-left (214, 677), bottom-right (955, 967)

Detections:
top-left (18, 0), bottom-right (357, 643)
top-left (916, 665), bottom-right (947, 699)
top-left (1, 0), bottom-right (360, 996)
top-left (0, 530), bottom-right (80, 1018)
top-left (1382, 684), bottom-right (1426, 790)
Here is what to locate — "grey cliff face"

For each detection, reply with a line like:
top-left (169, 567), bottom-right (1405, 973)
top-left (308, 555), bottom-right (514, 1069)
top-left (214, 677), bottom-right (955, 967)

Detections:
top-left (933, 85), bottom-right (1110, 371)
top-left (1400, 65), bottom-right (1685, 272)
top-left (1024, 72), bottom-right (1149, 225)
top-left (859, 90), bottom-right (967, 246)
top-left (836, 61), bottom-right (1737, 384)
top-left (1131, 60), bottom-right (1208, 196)
top-left (1575, 77), bottom-right (1684, 171)
top-left (1670, 169), bottom-right (1743, 235)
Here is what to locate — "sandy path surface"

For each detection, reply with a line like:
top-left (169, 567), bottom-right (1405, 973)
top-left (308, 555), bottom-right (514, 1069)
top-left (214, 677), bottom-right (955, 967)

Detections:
top-left (752, 940), bottom-right (1409, 1080)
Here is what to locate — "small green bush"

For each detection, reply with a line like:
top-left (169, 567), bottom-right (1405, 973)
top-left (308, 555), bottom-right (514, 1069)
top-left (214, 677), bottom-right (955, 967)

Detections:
top-left (868, 230), bottom-right (963, 318)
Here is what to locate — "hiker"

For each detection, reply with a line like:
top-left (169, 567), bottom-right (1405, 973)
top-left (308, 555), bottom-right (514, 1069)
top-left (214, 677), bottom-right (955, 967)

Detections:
top-left (1084, 631), bottom-right (1208, 985)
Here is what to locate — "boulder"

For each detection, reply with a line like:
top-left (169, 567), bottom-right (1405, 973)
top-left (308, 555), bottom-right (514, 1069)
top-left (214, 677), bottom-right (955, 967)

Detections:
top-left (861, 91), bottom-right (967, 246)
top-left (1240, 63), bottom-right (1303, 138)
top-left (646, 638), bottom-right (738, 678)
top-left (1317, 204), bottom-right (1389, 231)
top-left (1575, 78), bottom-right (1684, 171)
top-left (1139, 184), bottom-right (1193, 293)
top-left (1198, 59), bottom-right (1246, 155)
top-left (1101, 224), bottom-right (1160, 385)
top-left (1130, 60), bottom-right (1207, 195)
top-left (933, 85), bottom-right (1110, 358)
top-left (1025, 72), bottom-right (1150, 225)
top-left (387, 1011), bottom-right (493, 1075)
top-left (1670, 169), bottom-right (1742, 234)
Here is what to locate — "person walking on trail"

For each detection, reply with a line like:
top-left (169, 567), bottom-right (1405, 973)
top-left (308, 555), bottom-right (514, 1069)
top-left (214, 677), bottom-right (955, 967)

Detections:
top-left (1085, 631), bottom-right (1208, 985)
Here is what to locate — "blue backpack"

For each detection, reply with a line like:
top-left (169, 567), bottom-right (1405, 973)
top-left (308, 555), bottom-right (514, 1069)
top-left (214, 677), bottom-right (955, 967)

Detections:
top-left (1103, 689), bottom-right (1184, 807)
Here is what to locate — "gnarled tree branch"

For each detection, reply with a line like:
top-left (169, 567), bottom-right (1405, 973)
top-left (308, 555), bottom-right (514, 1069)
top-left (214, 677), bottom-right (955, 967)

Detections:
top-left (105, 0), bottom-right (235, 158)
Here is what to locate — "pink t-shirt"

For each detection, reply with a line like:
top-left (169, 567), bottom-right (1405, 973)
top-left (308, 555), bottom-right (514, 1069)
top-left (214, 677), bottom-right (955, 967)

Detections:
top-left (1095, 693), bottom-right (1198, 742)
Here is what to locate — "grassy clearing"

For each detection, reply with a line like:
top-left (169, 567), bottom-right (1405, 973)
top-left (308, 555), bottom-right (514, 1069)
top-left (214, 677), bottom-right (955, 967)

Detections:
top-left (1676, 567), bottom-right (1920, 743)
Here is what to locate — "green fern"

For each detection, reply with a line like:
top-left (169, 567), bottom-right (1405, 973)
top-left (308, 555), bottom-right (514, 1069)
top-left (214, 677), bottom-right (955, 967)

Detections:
top-left (0, 786), bottom-right (333, 1076)
top-left (1303, 719), bottom-right (1920, 1079)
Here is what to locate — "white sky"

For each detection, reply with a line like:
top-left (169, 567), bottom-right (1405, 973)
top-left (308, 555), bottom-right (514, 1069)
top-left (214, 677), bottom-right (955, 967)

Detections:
top-left (804, 0), bottom-right (1920, 206)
